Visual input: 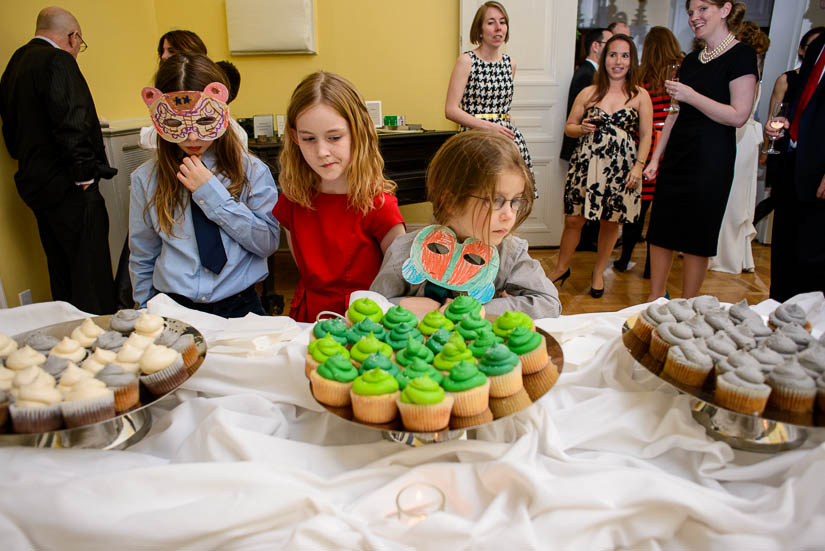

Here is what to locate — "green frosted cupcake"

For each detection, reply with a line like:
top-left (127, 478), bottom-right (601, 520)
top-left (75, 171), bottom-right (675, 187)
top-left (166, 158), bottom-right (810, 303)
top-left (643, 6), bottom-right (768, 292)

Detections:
top-left (442, 360), bottom-right (490, 416)
top-left (395, 358), bottom-right (444, 388)
top-left (381, 305), bottom-right (418, 331)
top-left (425, 328), bottom-right (455, 355)
top-left (456, 310), bottom-right (493, 341)
top-left (395, 336), bottom-right (435, 367)
top-left (384, 323), bottom-right (424, 351)
top-left (443, 295), bottom-right (484, 323)
top-left (359, 352), bottom-right (400, 377)
top-left (468, 327), bottom-right (504, 359)
top-left (418, 310), bottom-right (455, 336)
top-left (350, 368), bottom-right (400, 424)
top-left (396, 375), bottom-right (454, 431)
top-left (306, 334), bottom-right (350, 378)
top-left (347, 318), bottom-right (387, 346)
top-left (310, 353), bottom-right (359, 407)
top-left (506, 326), bottom-right (548, 374)
top-left (312, 318), bottom-right (348, 346)
top-left (433, 337), bottom-right (476, 375)
top-left (492, 311), bottom-right (534, 339)
top-left (347, 298), bottom-right (383, 326)
top-left (478, 344), bottom-right (522, 397)
top-left (350, 334), bottom-right (393, 367)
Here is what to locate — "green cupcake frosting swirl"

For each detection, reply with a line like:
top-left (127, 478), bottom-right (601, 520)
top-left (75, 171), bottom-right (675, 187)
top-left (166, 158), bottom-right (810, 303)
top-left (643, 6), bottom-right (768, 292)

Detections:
top-left (443, 295), bottom-right (483, 323)
top-left (418, 311), bottom-right (455, 336)
top-left (347, 318), bottom-right (387, 345)
top-left (359, 352), bottom-right (399, 377)
top-left (317, 353), bottom-right (358, 382)
top-left (468, 327), bottom-right (504, 358)
top-left (396, 336), bottom-right (435, 367)
top-left (425, 328), bottom-right (455, 355)
top-left (308, 333), bottom-right (350, 363)
top-left (441, 360), bottom-right (488, 392)
top-left (352, 367), bottom-right (399, 395)
top-left (478, 344), bottom-right (519, 376)
top-left (347, 298), bottom-right (383, 324)
top-left (456, 310), bottom-right (493, 341)
top-left (350, 333), bottom-right (393, 364)
top-left (400, 375), bottom-right (445, 404)
top-left (492, 311), bottom-right (534, 338)
top-left (381, 305), bottom-right (418, 330)
top-left (384, 323), bottom-right (424, 351)
top-left (396, 358), bottom-right (444, 389)
top-left (506, 326), bottom-right (542, 355)
top-left (312, 318), bottom-right (349, 346)
top-left (433, 339), bottom-right (475, 372)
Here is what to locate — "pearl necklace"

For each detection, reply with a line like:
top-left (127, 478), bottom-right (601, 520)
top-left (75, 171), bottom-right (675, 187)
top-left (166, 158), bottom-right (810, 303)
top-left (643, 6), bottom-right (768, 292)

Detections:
top-left (699, 33), bottom-right (734, 64)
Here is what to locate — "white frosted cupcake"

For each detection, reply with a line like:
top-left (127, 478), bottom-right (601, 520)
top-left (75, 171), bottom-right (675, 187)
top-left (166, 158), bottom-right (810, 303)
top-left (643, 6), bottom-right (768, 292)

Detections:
top-left (9, 383), bottom-right (63, 433)
top-left (5, 345), bottom-right (46, 371)
top-left (0, 365), bottom-right (14, 392)
top-left (123, 332), bottom-right (155, 351)
top-left (134, 313), bottom-right (165, 339)
top-left (70, 318), bottom-right (105, 348)
top-left (56, 362), bottom-right (94, 396)
top-left (113, 342), bottom-right (144, 374)
top-left (139, 344), bottom-right (187, 395)
top-left (49, 337), bottom-right (87, 364)
top-left (81, 348), bottom-right (117, 375)
top-left (59, 378), bottom-right (114, 428)
top-left (0, 333), bottom-right (19, 359)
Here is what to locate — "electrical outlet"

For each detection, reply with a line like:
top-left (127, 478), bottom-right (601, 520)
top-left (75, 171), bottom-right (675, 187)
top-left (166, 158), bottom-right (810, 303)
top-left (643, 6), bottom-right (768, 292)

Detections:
top-left (18, 289), bottom-right (33, 305)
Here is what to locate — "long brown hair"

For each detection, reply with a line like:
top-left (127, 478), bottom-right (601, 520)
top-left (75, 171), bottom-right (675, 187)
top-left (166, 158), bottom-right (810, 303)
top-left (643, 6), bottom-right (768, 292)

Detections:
top-left (151, 54), bottom-right (246, 236)
top-left (639, 26), bottom-right (684, 93)
top-left (428, 129), bottom-right (533, 244)
top-left (279, 71), bottom-right (395, 214)
top-left (589, 34), bottom-right (640, 106)
top-left (156, 30), bottom-right (207, 60)
top-left (469, 1), bottom-right (510, 45)
top-left (685, 1), bottom-right (746, 34)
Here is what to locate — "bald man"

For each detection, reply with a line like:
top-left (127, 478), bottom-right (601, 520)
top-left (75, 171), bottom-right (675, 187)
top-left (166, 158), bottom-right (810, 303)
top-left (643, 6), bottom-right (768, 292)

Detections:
top-left (0, 7), bottom-right (117, 313)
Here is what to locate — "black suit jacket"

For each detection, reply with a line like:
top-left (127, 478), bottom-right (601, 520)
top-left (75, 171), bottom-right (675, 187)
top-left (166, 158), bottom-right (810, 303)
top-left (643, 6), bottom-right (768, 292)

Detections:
top-left (560, 60), bottom-right (597, 161)
top-left (790, 33), bottom-right (825, 201)
top-left (0, 38), bottom-right (115, 210)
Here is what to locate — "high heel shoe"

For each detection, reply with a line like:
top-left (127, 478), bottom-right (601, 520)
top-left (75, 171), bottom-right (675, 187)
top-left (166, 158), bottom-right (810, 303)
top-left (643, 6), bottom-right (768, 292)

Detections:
top-left (552, 268), bottom-right (571, 287)
top-left (590, 272), bottom-right (604, 298)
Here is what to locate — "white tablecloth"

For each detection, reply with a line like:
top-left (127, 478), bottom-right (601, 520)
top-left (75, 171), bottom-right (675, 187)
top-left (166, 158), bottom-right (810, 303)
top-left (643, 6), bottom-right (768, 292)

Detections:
top-left (1, 295), bottom-right (824, 550)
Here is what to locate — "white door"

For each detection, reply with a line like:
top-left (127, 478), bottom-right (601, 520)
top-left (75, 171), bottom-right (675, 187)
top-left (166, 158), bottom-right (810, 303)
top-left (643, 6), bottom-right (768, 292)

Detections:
top-left (460, 0), bottom-right (578, 246)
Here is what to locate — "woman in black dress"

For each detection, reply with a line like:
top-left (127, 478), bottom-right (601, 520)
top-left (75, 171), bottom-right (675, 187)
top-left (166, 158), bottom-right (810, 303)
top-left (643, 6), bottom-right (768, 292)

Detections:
top-left (642, 0), bottom-right (758, 300)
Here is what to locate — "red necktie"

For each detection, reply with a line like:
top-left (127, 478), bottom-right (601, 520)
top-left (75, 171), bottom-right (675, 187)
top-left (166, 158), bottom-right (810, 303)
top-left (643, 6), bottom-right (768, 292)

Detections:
top-left (790, 45), bottom-right (825, 142)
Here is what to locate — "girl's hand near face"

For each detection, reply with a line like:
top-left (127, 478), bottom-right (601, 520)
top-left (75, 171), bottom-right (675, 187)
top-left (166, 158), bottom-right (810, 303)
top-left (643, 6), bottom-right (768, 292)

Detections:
top-left (177, 155), bottom-right (214, 192)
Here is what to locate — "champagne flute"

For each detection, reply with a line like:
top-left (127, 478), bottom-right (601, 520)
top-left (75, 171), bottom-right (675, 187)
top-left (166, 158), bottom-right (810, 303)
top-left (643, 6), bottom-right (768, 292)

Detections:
top-left (664, 62), bottom-right (680, 113)
top-left (764, 102), bottom-right (787, 155)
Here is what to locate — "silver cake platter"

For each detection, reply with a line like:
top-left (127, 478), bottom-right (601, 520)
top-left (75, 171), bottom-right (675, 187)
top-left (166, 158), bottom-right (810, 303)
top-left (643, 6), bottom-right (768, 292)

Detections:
top-left (310, 326), bottom-right (564, 446)
top-left (622, 316), bottom-right (824, 452)
top-left (0, 315), bottom-right (206, 450)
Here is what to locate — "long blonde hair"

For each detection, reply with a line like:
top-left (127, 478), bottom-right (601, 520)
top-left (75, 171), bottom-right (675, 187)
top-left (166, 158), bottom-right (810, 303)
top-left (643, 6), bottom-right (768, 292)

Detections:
top-left (279, 71), bottom-right (395, 214)
top-left (151, 54), bottom-right (247, 236)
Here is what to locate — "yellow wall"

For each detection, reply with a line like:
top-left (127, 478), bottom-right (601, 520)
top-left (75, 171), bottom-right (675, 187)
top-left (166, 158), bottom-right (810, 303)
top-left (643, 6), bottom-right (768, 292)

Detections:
top-left (0, 0), bottom-right (453, 306)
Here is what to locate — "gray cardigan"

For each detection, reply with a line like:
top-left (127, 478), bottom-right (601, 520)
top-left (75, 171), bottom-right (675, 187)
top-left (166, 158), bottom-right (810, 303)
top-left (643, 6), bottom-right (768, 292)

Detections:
top-left (370, 231), bottom-right (562, 319)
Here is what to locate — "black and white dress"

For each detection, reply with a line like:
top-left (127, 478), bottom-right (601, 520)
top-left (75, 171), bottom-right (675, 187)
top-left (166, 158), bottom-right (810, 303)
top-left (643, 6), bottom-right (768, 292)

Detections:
top-left (460, 51), bottom-right (533, 174)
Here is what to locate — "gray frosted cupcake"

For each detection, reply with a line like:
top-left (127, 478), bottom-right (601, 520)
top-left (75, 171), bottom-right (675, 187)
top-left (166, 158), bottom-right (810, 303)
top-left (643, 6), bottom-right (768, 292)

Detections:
top-left (750, 346), bottom-right (785, 373)
top-left (766, 360), bottom-right (816, 412)
top-left (728, 299), bottom-right (762, 325)
top-left (153, 328), bottom-right (180, 348)
top-left (109, 309), bottom-right (141, 334)
top-left (95, 364), bottom-right (139, 412)
top-left (716, 349), bottom-right (762, 378)
top-left (715, 365), bottom-right (772, 415)
top-left (684, 315), bottom-right (714, 339)
top-left (41, 355), bottom-right (71, 379)
top-left (740, 316), bottom-right (772, 345)
top-left (690, 295), bottom-right (721, 315)
top-left (23, 332), bottom-right (60, 355)
top-left (663, 340), bottom-right (714, 386)
top-left (797, 345), bottom-right (825, 380)
top-left (94, 331), bottom-right (127, 353)
top-left (701, 332), bottom-right (737, 365)
top-left (768, 303), bottom-right (810, 331)
top-left (703, 309), bottom-right (734, 332)
top-left (634, 303), bottom-right (676, 344)
top-left (777, 324), bottom-right (815, 352)
top-left (723, 325), bottom-right (756, 351)
top-left (665, 298), bottom-right (695, 322)
top-left (762, 333), bottom-right (798, 359)
top-left (650, 321), bottom-right (693, 362)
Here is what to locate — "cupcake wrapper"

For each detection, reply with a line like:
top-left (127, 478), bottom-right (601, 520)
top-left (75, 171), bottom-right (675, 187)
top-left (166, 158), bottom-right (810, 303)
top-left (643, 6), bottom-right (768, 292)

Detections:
top-left (648, 330), bottom-right (672, 362)
top-left (110, 380), bottom-right (140, 413)
top-left (522, 363), bottom-right (559, 401)
top-left (350, 390), bottom-right (400, 424)
top-left (489, 388), bottom-right (532, 417)
top-left (640, 353), bottom-right (663, 375)
top-left (449, 407), bottom-right (493, 429)
top-left (487, 362), bottom-right (523, 398)
top-left (449, 379), bottom-right (491, 417)
top-left (662, 354), bottom-right (712, 388)
top-left (817, 390), bottom-right (825, 413)
top-left (10, 403), bottom-right (63, 433)
top-left (622, 330), bottom-right (649, 360)
top-left (305, 356), bottom-right (321, 379)
top-left (180, 343), bottom-right (201, 376)
top-left (60, 393), bottom-right (116, 428)
top-left (632, 316), bottom-right (656, 344)
top-left (140, 358), bottom-right (188, 396)
top-left (767, 384), bottom-right (816, 413)
top-left (714, 376), bottom-right (770, 416)
top-left (396, 394), bottom-right (454, 432)
top-left (519, 336), bottom-right (549, 375)
top-left (310, 370), bottom-right (353, 407)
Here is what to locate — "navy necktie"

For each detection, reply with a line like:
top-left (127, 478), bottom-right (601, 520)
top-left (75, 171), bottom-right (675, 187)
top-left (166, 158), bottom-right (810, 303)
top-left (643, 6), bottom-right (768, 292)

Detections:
top-left (190, 199), bottom-right (227, 274)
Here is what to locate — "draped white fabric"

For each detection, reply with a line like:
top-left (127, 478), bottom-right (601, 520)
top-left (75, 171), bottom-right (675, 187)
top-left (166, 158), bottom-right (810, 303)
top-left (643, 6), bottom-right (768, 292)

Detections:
top-left (0, 295), bottom-right (823, 550)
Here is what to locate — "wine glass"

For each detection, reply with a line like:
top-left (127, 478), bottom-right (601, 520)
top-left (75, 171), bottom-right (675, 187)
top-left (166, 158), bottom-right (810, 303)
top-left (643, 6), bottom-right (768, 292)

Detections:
top-left (764, 102), bottom-right (787, 155)
top-left (664, 63), bottom-right (680, 113)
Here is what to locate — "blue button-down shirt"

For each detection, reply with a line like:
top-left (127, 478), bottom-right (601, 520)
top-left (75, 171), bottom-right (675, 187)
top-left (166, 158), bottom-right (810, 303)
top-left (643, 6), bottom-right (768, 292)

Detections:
top-left (129, 150), bottom-right (280, 307)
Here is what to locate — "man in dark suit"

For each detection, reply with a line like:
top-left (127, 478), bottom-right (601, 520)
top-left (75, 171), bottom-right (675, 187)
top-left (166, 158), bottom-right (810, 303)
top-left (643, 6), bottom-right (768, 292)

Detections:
top-left (767, 32), bottom-right (825, 301)
top-left (560, 28), bottom-right (610, 253)
top-left (0, 7), bottom-right (117, 313)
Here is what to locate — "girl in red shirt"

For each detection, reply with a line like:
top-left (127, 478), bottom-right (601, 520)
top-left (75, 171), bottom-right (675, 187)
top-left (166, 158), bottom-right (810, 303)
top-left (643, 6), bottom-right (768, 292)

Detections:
top-left (273, 72), bottom-right (405, 322)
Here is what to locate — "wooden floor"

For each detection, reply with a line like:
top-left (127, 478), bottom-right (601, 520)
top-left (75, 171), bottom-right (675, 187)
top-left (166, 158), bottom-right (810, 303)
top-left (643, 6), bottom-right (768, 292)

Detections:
top-left (270, 240), bottom-right (771, 316)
